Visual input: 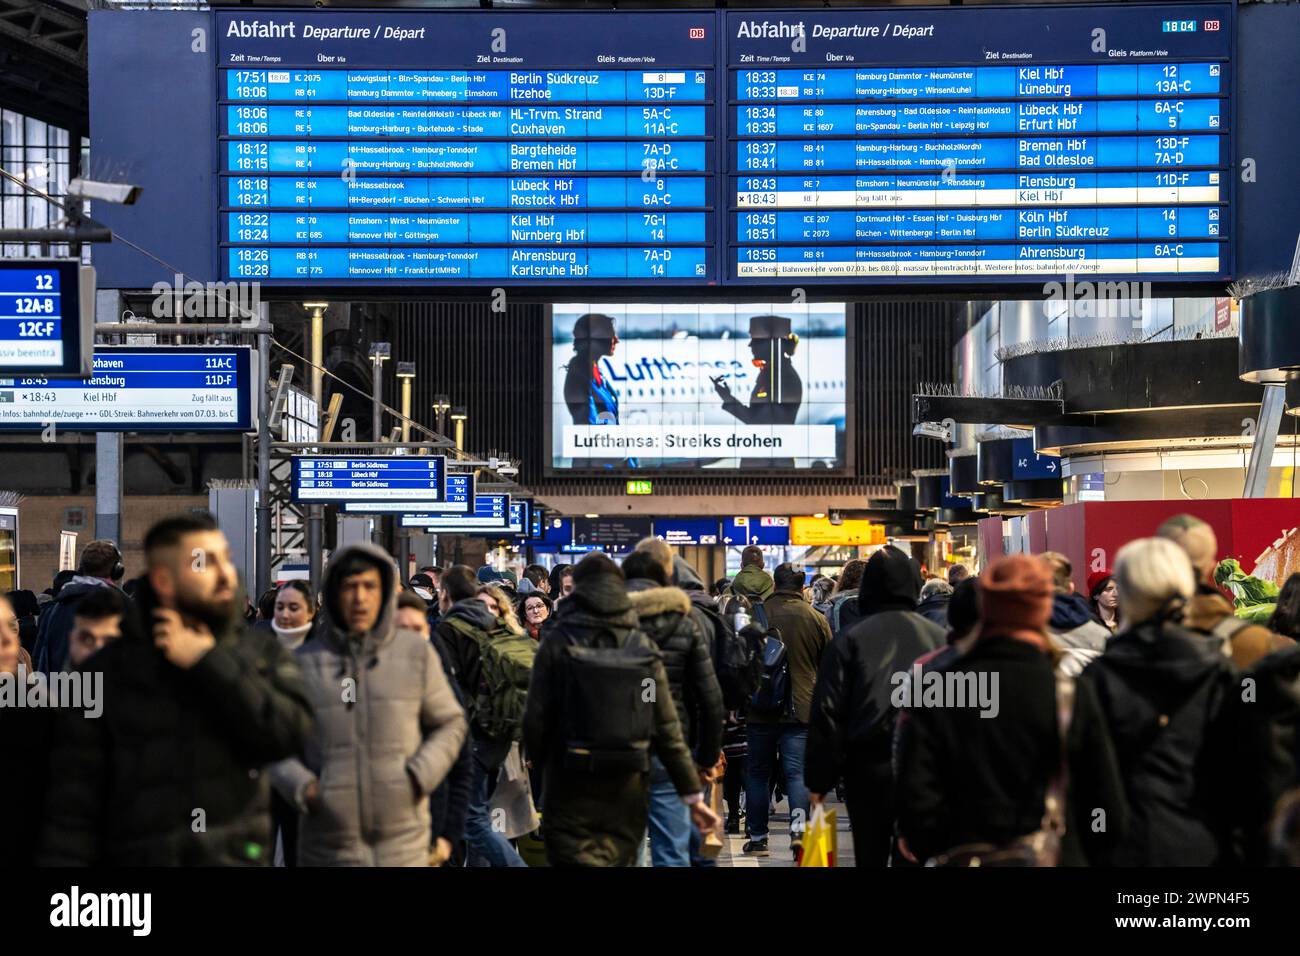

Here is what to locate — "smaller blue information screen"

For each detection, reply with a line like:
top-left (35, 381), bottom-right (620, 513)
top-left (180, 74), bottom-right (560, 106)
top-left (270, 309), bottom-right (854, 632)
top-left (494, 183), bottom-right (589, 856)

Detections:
top-left (0, 260), bottom-right (87, 378)
top-left (400, 493), bottom-right (510, 531)
top-left (0, 346), bottom-right (251, 432)
top-left (292, 455), bottom-right (446, 504)
top-left (341, 471), bottom-right (472, 514)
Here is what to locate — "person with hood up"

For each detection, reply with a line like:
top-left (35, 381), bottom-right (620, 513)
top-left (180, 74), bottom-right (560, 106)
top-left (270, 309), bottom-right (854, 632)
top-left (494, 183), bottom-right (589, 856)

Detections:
top-left (804, 545), bottom-right (945, 866)
top-left (1156, 514), bottom-right (1294, 668)
top-left (522, 553), bottom-right (717, 866)
top-left (1076, 536), bottom-right (1244, 865)
top-left (40, 513), bottom-right (313, 866)
top-left (271, 544), bottom-right (467, 866)
top-left (622, 549), bottom-right (725, 867)
top-left (915, 578), bottom-right (953, 628)
top-left (33, 539), bottom-right (125, 674)
top-left (1041, 551), bottom-right (1111, 677)
top-left (6, 589), bottom-right (39, 656)
top-left (730, 545), bottom-right (774, 609)
top-left (894, 555), bottom-right (1128, 867)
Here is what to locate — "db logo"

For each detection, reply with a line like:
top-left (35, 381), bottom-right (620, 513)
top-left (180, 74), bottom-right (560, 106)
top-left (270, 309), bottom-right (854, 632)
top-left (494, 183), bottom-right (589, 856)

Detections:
top-left (1204, 19), bottom-right (1220, 31)
top-left (688, 27), bottom-right (706, 39)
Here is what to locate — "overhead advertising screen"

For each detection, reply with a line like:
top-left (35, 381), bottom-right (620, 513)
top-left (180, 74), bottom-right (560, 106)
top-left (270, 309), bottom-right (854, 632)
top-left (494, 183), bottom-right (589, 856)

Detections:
top-left (400, 493), bottom-right (510, 531)
top-left (291, 455), bottom-right (446, 504)
top-left (341, 471), bottom-right (472, 514)
top-left (726, 3), bottom-right (1232, 282)
top-left (218, 9), bottom-right (717, 284)
top-left (549, 302), bottom-right (847, 471)
top-left (0, 346), bottom-right (253, 432)
top-left (0, 260), bottom-right (93, 378)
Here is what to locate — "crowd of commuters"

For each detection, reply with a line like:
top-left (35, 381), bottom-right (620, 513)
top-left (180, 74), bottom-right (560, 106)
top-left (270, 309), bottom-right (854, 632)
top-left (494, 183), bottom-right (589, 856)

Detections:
top-left (2, 510), bottom-right (1299, 867)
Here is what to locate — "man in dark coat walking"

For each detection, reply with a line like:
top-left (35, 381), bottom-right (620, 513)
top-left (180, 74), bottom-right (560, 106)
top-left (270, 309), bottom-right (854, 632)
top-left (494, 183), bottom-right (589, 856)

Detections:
top-left (39, 512), bottom-right (313, 866)
top-left (522, 553), bottom-right (716, 866)
top-left (805, 545), bottom-right (945, 866)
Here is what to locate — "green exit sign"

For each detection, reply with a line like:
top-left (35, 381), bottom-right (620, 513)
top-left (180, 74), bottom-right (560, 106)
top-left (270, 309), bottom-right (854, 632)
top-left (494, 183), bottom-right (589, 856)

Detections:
top-left (626, 480), bottom-right (653, 495)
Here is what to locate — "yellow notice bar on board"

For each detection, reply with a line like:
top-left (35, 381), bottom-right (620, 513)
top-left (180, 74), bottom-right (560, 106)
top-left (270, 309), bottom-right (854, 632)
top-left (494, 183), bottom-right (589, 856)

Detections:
top-left (790, 516), bottom-right (885, 547)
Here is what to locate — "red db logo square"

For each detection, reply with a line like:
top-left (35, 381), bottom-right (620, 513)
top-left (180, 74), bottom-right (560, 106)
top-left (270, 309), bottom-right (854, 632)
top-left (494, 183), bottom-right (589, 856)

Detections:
top-left (1204, 20), bottom-right (1220, 31)
top-left (689, 27), bottom-right (705, 39)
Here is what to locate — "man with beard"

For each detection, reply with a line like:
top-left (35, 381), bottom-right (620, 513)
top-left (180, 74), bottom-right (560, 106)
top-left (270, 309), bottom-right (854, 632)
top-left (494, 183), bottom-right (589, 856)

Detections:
top-left (39, 512), bottom-right (313, 866)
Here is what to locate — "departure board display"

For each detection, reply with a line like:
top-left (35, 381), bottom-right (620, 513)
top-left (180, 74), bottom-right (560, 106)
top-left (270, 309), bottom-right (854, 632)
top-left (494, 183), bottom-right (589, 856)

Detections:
top-left (291, 455), bottom-right (446, 504)
top-left (0, 260), bottom-right (92, 378)
top-left (217, 10), bottom-right (717, 284)
top-left (726, 4), bottom-right (1232, 282)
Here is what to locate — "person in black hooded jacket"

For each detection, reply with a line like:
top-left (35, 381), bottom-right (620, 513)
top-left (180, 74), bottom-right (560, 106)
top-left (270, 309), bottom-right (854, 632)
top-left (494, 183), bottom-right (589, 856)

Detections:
top-left (523, 553), bottom-right (716, 866)
top-left (38, 512), bottom-right (313, 866)
top-left (805, 544), bottom-right (945, 866)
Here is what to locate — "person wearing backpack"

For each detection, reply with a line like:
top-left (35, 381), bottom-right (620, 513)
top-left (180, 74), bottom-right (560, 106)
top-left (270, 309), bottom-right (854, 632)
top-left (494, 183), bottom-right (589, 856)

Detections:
top-left (622, 547), bottom-right (725, 867)
top-left (731, 546), bottom-right (774, 608)
top-left (436, 564), bottom-right (534, 867)
top-left (269, 544), bottom-right (467, 866)
top-left (805, 545), bottom-right (945, 867)
top-left (522, 553), bottom-right (718, 867)
top-left (743, 563), bottom-right (831, 858)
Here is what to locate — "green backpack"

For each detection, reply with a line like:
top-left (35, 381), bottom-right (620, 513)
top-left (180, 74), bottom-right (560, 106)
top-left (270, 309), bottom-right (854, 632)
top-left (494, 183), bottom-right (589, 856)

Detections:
top-left (446, 616), bottom-right (536, 743)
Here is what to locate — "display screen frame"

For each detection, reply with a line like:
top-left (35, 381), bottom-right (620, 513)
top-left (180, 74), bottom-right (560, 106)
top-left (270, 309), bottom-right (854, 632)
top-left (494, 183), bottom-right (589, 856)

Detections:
top-left (542, 300), bottom-right (855, 477)
top-left (0, 260), bottom-right (94, 379)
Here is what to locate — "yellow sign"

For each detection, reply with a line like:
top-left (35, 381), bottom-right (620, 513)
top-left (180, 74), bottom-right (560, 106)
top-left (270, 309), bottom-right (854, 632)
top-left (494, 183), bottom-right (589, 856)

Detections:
top-left (790, 516), bottom-right (885, 547)
top-left (626, 480), bottom-right (653, 495)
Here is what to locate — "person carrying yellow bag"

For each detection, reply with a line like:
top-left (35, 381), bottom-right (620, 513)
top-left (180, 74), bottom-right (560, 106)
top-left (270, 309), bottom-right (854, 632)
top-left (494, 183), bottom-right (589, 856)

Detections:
top-left (799, 803), bottom-right (838, 867)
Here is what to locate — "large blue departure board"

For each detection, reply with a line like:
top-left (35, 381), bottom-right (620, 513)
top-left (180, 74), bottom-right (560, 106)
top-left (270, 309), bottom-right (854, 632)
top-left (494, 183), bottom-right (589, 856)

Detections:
top-left (726, 4), bottom-right (1232, 282)
top-left (211, 5), bottom-right (1232, 287)
top-left (218, 10), bottom-right (718, 283)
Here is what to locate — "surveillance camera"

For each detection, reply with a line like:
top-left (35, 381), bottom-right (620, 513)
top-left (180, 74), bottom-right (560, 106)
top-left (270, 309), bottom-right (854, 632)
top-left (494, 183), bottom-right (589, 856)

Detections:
top-left (912, 421), bottom-right (952, 442)
top-left (67, 178), bottom-right (142, 205)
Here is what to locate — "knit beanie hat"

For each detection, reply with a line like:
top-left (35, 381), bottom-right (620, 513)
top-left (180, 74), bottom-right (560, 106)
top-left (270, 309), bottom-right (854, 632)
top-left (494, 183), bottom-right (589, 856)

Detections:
top-left (980, 555), bottom-right (1053, 648)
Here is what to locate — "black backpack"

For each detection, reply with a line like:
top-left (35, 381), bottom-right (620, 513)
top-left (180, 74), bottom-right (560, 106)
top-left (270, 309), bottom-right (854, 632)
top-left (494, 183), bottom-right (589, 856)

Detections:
top-left (721, 589), bottom-right (768, 632)
top-left (749, 626), bottom-right (794, 720)
top-left (694, 601), bottom-right (764, 710)
top-left (559, 628), bottom-right (660, 774)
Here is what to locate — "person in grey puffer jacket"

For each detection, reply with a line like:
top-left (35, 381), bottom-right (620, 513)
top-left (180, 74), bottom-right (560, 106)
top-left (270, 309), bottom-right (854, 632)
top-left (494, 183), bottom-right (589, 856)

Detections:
top-left (272, 544), bottom-right (468, 866)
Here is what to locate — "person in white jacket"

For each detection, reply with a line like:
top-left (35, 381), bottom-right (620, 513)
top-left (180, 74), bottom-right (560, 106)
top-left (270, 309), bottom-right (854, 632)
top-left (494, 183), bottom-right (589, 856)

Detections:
top-left (272, 544), bottom-right (467, 866)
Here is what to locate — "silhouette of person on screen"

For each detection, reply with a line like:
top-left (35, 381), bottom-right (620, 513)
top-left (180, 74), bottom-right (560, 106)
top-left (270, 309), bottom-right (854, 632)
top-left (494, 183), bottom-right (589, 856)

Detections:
top-left (713, 314), bottom-right (803, 469)
top-left (562, 313), bottom-right (637, 468)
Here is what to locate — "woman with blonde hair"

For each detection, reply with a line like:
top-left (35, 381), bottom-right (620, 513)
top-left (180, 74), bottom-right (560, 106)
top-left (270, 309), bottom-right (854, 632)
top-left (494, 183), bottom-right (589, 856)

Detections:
top-left (477, 584), bottom-right (524, 635)
top-left (1076, 536), bottom-right (1242, 865)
